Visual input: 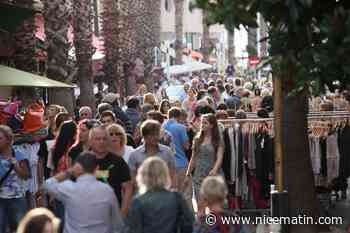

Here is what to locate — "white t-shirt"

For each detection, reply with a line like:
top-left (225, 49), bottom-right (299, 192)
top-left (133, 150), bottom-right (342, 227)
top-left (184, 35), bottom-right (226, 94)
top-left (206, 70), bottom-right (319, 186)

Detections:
top-left (46, 140), bottom-right (55, 170)
top-left (123, 146), bottom-right (135, 164)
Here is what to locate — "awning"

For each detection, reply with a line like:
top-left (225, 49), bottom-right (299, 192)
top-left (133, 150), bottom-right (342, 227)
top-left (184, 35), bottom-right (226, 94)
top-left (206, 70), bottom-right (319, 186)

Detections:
top-left (0, 3), bottom-right (35, 33)
top-left (0, 65), bottom-right (74, 88)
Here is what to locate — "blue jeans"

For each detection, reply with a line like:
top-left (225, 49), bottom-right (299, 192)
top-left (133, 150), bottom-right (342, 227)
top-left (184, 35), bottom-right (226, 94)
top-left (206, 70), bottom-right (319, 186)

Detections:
top-left (0, 197), bottom-right (28, 233)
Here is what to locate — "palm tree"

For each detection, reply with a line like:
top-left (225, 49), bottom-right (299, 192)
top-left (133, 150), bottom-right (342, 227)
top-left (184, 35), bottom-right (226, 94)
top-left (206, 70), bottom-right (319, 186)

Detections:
top-left (134, 0), bottom-right (161, 92)
top-left (201, 10), bottom-right (210, 64)
top-left (73, 0), bottom-right (95, 111)
top-left (174, 0), bottom-right (184, 65)
top-left (13, 0), bottom-right (36, 72)
top-left (101, 0), bottom-right (120, 93)
top-left (43, 0), bottom-right (74, 113)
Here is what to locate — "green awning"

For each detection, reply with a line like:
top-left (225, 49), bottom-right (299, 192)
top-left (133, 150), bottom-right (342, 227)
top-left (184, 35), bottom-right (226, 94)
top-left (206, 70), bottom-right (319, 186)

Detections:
top-left (0, 65), bottom-right (73, 88)
top-left (0, 3), bottom-right (35, 33)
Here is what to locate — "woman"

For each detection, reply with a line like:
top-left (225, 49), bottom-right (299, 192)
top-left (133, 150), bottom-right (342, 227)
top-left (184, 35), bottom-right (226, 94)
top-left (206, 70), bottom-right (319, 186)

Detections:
top-left (123, 157), bottom-right (194, 233)
top-left (186, 114), bottom-right (224, 210)
top-left (107, 124), bottom-right (135, 164)
top-left (51, 121), bottom-right (77, 174)
top-left (159, 99), bottom-right (171, 116)
top-left (68, 119), bottom-right (101, 163)
top-left (17, 208), bottom-right (60, 233)
top-left (136, 84), bottom-right (147, 104)
top-left (182, 88), bottom-right (197, 121)
top-left (45, 105), bottom-right (62, 139)
top-left (49, 121), bottom-right (77, 224)
top-left (0, 125), bottom-right (30, 233)
top-left (240, 90), bottom-right (252, 112)
top-left (251, 88), bottom-right (263, 112)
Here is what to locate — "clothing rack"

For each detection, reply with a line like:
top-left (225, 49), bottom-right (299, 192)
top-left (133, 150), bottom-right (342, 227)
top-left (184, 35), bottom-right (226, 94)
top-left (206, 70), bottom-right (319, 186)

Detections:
top-left (244, 111), bottom-right (349, 118)
top-left (220, 112), bottom-right (350, 125)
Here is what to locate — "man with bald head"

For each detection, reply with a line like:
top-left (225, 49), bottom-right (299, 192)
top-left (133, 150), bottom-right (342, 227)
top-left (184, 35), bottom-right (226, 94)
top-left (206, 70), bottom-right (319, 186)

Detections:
top-left (89, 126), bottom-right (133, 217)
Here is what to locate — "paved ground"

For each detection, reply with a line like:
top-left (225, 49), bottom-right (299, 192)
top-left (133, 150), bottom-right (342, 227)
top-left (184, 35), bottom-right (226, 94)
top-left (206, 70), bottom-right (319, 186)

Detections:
top-left (252, 199), bottom-right (350, 233)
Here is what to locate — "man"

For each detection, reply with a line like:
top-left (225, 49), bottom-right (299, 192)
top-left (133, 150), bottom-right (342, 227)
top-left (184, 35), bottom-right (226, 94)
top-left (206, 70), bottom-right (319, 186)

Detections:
top-left (89, 126), bottom-right (133, 217)
top-left (102, 93), bottom-right (133, 134)
top-left (162, 107), bottom-right (192, 209)
top-left (124, 97), bottom-right (141, 134)
top-left (99, 110), bottom-right (136, 148)
top-left (44, 152), bottom-right (123, 233)
top-left (78, 106), bottom-right (92, 121)
top-left (128, 120), bottom-right (176, 188)
top-left (208, 86), bottom-right (220, 109)
top-left (225, 89), bottom-right (241, 111)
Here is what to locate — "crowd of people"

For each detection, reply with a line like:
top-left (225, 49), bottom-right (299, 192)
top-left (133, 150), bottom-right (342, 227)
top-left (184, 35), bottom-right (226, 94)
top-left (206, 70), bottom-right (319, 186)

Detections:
top-left (1, 73), bottom-right (350, 233)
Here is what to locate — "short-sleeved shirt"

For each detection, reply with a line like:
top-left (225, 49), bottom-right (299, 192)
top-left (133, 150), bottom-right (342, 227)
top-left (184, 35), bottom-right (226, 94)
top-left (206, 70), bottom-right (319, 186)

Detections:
top-left (96, 153), bottom-right (131, 205)
top-left (0, 149), bottom-right (28, 199)
top-left (128, 144), bottom-right (176, 174)
top-left (163, 119), bottom-right (189, 169)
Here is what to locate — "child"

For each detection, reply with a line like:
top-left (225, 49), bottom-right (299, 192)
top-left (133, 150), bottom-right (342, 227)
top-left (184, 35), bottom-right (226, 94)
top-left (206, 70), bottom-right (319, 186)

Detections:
top-left (194, 176), bottom-right (251, 233)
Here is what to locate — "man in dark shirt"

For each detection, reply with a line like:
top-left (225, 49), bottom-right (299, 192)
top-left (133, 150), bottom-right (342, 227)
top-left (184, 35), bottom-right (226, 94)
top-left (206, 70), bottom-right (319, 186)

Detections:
top-left (89, 125), bottom-right (133, 218)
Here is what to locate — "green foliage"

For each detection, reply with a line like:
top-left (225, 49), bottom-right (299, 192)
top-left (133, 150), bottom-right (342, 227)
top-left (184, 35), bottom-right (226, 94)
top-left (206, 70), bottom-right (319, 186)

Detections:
top-left (191, 0), bottom-right (350, 92)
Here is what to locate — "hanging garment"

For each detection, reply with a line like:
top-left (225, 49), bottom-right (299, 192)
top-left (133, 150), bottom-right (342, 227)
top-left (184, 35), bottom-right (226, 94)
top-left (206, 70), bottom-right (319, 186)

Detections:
top-left (338, 126), bottom-right (350, 179)
top-left (229, 127), bottom-right (237, 183)
top-left (309, 136), bottom-right (321, 175)
top-left (255, 134), bottom-right (274, 199)
top-left (247, 132), bottom-right (256, 170)
top-left (326, 133), bottom-right (340, 184)
top-left (222, 129), bottom-right (232, 182)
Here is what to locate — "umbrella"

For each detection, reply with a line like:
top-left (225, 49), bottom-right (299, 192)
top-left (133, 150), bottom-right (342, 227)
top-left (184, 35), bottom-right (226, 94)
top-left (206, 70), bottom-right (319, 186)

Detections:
top-left (165, 61), bottom-right (213, 75)
top-left (0, 65), bottom-right (74, 88)
top-left (186, 61), bottom-right (212, 73)
top-left (0, 3), bottom-right (35, 33)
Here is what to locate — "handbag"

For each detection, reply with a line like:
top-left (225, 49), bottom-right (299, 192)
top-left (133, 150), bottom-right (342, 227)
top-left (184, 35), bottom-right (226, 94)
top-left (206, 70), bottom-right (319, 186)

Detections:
top-left (174, 192), bottom-right (193, 233)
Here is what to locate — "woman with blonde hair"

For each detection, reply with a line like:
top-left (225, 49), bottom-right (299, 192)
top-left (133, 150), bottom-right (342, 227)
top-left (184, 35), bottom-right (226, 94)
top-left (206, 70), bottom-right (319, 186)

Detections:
top-left (17, 208), bottom-right (60, 233)
top-left (123, 157), bottom-right (194, 233)
top-left (107, 123), bottom-right (135, 163)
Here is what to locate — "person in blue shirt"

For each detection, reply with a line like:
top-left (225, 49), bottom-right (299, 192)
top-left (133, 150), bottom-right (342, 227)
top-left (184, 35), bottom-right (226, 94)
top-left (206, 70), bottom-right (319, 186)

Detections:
top-left (163, 107), bottom-right (193, 211)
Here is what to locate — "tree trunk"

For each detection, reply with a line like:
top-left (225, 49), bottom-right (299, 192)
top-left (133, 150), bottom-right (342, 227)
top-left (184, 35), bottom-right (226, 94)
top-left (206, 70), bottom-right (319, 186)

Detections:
top-left (227, 30), bottom-right (235, 65)
top-left (174, 0), bottom-right (184, 65)
top-left (44, 0), bottom-right (74, 113)
top-left (282, 65), bottom-right (325, 233)
top-left (48, 88), bottom-right (75, 113)
top-left (202, 10), bottom-right (210, 64)
top-left (73, 0), bottom-right (96, 111)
